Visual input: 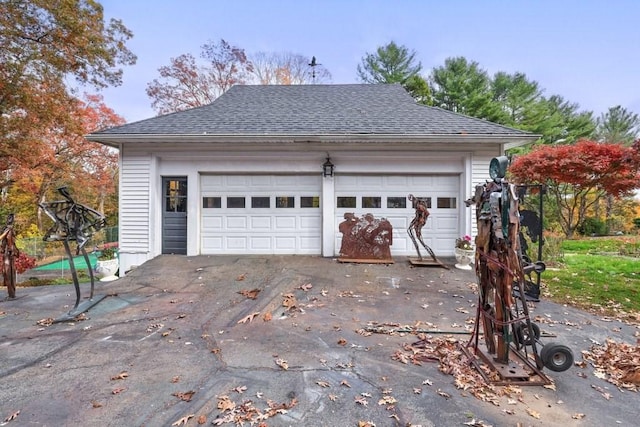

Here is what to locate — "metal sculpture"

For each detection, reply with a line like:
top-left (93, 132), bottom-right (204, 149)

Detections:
top-left (40, 187), bottom-right (107, 321)
top-left (338, 212), bottom-right (393, 263)
top-left (1, 214), bottom-right (18, 299)
top-left (463, 157), bottom-right (573, 385)
top-left (407, 194), bottom-right (447, 268)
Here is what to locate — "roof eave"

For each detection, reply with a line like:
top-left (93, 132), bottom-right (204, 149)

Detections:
top-left (86, 133), bottom-right (540, 147)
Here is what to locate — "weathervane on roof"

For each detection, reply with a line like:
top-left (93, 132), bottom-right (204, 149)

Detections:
top-left (309, 56), bottom-right (320, 84)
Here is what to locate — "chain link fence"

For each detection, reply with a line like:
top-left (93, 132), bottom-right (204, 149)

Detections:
top-left (17, 226), bottom-right (118, 261)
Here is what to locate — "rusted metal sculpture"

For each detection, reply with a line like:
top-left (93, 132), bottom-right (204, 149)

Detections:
top-left (338, 212), bottom-right (393, 263)
top-left (462, 157), bottom-right (573, 385)
top-left (40, 187), bottom-right (107, 321)
top-left (407, 194), bottom-right (447, 268)
top-left (1, 214), bottom-right (18, 299)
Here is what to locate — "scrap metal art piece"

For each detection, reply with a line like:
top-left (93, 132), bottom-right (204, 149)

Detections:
top-left (462, 156), bottom-right (573, 385)
top-left (338, 212), bottom-right (393, 263)
top-left (1, 214), bottom-right (18, 299)
top-left (39, 187), bottom-right (107, 322)
top-left (407, 194), bottom-right (448, 268)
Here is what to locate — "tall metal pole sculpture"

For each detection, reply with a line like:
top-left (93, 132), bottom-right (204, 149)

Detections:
top-left (1, 213), bottom-right (18, 299)
top-left (407, 194), bottom-right (448, 268)
top-left (40, 187), bottom-right (107, 321)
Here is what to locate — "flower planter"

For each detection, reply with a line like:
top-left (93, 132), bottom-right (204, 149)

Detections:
top-left (94, 258), bottom-right (119, 281)
top-left (454, 247), bottom-right (475, 270)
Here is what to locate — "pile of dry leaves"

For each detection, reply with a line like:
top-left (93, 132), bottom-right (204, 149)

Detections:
top-left (391, 334), bottom-right (509, 405)
top-left (580, 338), bottom-right (640, 391)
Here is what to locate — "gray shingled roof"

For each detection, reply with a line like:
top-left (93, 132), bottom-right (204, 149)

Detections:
top-left (93, 84), bottom-right (533, 136)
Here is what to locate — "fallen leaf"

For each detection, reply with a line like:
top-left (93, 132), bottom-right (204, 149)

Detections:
top-left (282, 293), bottom-right (297, 309)
top-left (239, 288), bottom-right (261, 299)
top-left (217, 395), bottom-right (235, 412)
top-left (236, 273), bottom-right (246, 281)
top-left (233, 385), bottom-right (247, 394)
top-left (275, 358), bottom-right (288, 370)
top-left (91, 400), bottom-right (103, 408)
top-left (316, 380), bottom-right (330, 388)
top-left (299, 283), bottom-right (312, 291)
top-left (110, 371), bottom-right (129, 381)
top-left (112, 387), bottom-right (126, 394)
top-left (337, 338), bottom-right (347, 346)
top-left (328, 394), bottom-right (338, 401)
top-left (572, 413), bottom-right (586, 419)
top-left (173, 391), bottom-right (195, 402)
top-left (526, 408), bottom-right (541, 419)
top-left (36, 318), bottom-right (53, 327)
top-left (197, 414), bottom-right (207, 424)
top-left (171, 414), bottom-right (194, 426)
top-left (413, 388), bottom-right (422, 394)
top-left (263, 312), bottom-right (272, 322)
top-left (354, 396), bottom-right (368, 406)
top-left (340, 379), bottom-right (351, 388)
top-left (171, 376), bottom-right (180, 383)
top-left (237, 312), bottom-right (261, 324)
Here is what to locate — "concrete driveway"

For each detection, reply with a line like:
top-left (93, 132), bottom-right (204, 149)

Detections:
top-left (1, 255), bottom-right (638, 426)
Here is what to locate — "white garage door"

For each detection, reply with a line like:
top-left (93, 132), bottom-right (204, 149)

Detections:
top-left (201, 175), bottom-right (322, 254)
top-left (335, 175), bottom-right (459, 256)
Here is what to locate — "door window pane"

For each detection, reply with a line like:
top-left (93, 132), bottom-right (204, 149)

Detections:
top-left (165, 179), bottom-right (187, 212)
top-left (412, 196), bottom-right (431, 208)
top-left (337, 196), bottom-right (356, 208)
top-left (251, 196), bottom-right (270, 208)
top-left (437, 197), bottom-right (456, 208)
top-left (387, 197), bottom-right (406, 208)
top-left (301, 196), bottom-right (320, 208)
top-left (227, 197), bottom-right (245, 208)
top-left (202, 197), bottom-right (221, 208)
top-left (276, 196), bottom-right (295, 208)
top-left (362, 196), bottom-right (381, 209)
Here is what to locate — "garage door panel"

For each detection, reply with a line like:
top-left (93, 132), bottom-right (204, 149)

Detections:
top-left (201, 174), bottom-right (321, 254)
top-left (275, 216), bottom-right (296, 229)
top-left (227, 237), bottom-right (248, 250)
top-left (250, 237), bottom-right (271, 249)
top-left (226, 216), bottom-right (248, 229)
top-left (251, 216), bottom-right (272, 229)
top-left (335, 174), bottom-right (460, 256)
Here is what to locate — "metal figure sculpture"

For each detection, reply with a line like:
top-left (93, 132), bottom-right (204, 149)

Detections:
top-left (1, 214), bottom-right (18, 298)
top-left (463, 157), bottom-right (573, 384)
top-left (407, 194), bottom-right (447, 268)
top-left (40, 187), bottom-right (107, 320)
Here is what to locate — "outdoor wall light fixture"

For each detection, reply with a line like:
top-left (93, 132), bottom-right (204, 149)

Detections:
top-left (322, 156), bottom-right (334, 177)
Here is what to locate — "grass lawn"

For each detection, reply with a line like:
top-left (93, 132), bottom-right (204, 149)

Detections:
top-left (541, 236), bottom-right (640, 319)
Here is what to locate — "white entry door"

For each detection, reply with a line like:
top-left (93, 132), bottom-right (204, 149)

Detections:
top-left (200, 175), bottom-right (322, 254)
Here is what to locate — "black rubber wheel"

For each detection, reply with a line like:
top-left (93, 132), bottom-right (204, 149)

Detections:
top-left (541, 342), bottom-right (574, 372)
top-left (515, 322), bottom-right (540, 346)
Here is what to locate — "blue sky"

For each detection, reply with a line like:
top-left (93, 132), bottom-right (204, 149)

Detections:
top-left (99, 0), bottom-right (640, 124)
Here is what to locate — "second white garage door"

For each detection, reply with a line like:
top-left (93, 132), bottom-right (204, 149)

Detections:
top-left (335, 175), bottom-right (460, 256)
top-left (200, 175), bottom-right (322, 254)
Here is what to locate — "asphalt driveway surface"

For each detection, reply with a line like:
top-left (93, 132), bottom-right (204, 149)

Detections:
top-left (1, 255), bottom-right (638, 426)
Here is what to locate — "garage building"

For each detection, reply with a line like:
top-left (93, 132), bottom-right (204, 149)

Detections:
top-left (87, 84), bottom-right (537, 275)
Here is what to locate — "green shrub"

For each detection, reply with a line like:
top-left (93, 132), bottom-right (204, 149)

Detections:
top-left (578, 217), bottom-right (608, 236)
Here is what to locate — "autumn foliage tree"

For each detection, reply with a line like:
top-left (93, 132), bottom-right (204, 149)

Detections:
top-left (0, 0), bottom-right (135, 190)
top-left (146, 39), bottom-right (253, 114)
top-left (509, 140), bottom-right (640, 237)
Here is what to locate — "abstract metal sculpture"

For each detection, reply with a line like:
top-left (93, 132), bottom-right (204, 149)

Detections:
top-left (40, 187), bottom-right (107, 321)
top-left (338, 212), bottom-right (393, 263)
top-left (463, 157), bottom-right (573, 384)
top-left (1, 214), bottom-right (18, 299)
top-left (407, 194), bottom-right (447, 268)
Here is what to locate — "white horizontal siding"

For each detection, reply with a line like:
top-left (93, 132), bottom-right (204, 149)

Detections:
top-left (120, 155), bottom-right (151, 252)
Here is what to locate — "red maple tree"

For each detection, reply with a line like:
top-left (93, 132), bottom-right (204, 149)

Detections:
top-left (509, 140), bottom-right (640, 237)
